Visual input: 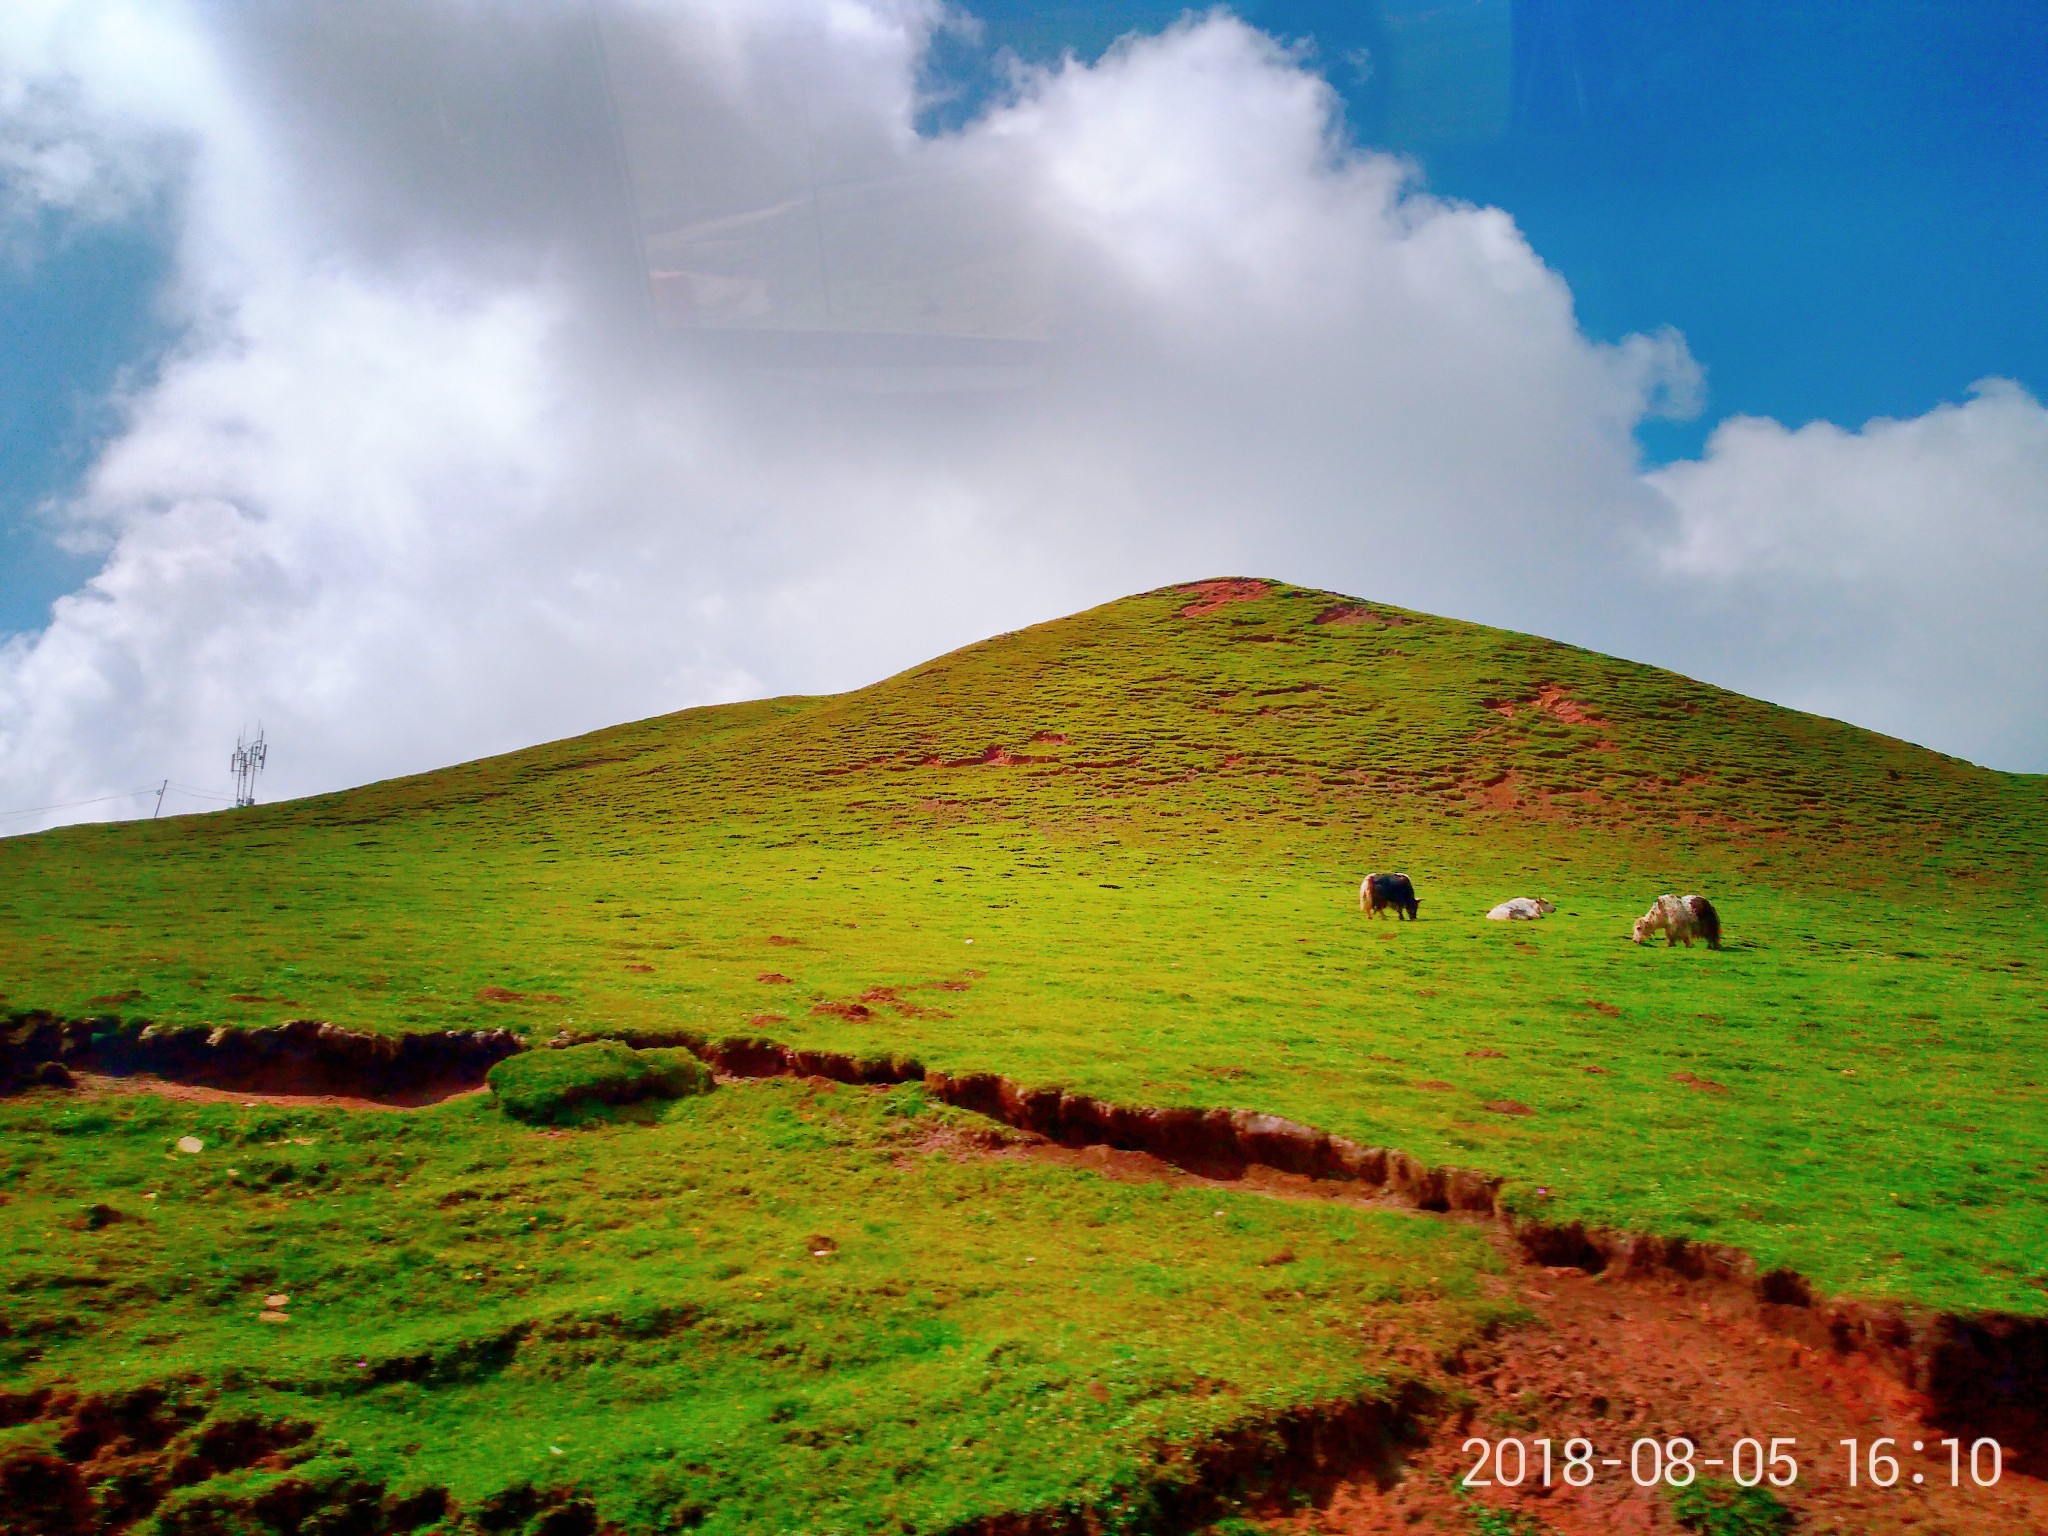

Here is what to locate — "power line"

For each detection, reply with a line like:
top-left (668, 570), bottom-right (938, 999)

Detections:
top-left (167, 782), bottom-right (234, 802)
top-left (0, 788), bottom-right (160, 822)
top-left (0, 780), bottom-right (237, 826)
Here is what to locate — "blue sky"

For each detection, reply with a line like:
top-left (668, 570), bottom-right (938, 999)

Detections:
top-left (2, 1), bottom-right (2046, 817)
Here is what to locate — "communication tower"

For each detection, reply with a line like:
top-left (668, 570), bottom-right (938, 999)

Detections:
top-left (231, 728), bottom-right (268, 808)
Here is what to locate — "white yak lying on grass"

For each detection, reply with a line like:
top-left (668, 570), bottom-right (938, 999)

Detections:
top-left (1486, 897), bottom-right (1555, 921)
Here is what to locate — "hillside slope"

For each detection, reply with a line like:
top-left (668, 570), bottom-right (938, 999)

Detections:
top-left (4, 578), bottom-right (2047, 1312)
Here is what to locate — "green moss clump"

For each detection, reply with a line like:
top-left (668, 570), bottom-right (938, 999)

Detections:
top-left (1668, 1479), bottom-right (1794, 1535)
top-left (485, 1042), bottom-right (712, 1124)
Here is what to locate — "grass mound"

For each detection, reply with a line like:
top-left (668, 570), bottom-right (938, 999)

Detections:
top-left (485, 1042), bottom-right (712, 1124)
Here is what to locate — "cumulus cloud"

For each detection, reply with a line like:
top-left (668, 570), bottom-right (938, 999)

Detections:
top-left (1646, 380), bottom-right (2048, 769)
top-left (0, 0), bottom-right (2040, 831)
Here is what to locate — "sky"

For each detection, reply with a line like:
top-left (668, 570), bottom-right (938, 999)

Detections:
top-left (1, 0), bottom-right (2045, 832)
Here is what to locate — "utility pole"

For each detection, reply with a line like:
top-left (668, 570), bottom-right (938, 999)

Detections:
top-left (153, 780), bottom-right (168, 818)
top-left (230, 728), bottom-right (268, 808)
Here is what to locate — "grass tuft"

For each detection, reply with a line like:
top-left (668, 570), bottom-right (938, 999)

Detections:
top-left (485, 1043), bottom-right (712, 1124)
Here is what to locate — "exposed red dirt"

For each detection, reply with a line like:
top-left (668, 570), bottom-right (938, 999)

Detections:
top-left (76, 1071), bottom-right (483, 1113)
top-left (1313, 603), bottom-right (1411, 627)
top-left (1534, 684), bottom-right (1603, 727)
top-left (945, 744), bottom-right (1046, 767)
top-left (764, 935), bottom-right (800, 947)
top-left (810, 1000), bottom-right (875, 1021)
top-left (1178, 578), bottom-right (1274, 616)
top-left (755, 972), bottom-right (793, 984)
top-left (1028, 731), bottom-right (1070, 744)
top-left (1670, 1071), bottom-right (1729, 1095)
top-left (1255, 1257), bottom-right (2048, 1535)
top-left (1475, 771), bottom-right (1523, 810)
top-left (1483, 1100), bottom-right (1533, 1116)
top-left (475, 986), bottom-right (564, 1005)
top-left (86, 990), bottom-right (142, 1007)
top-left (982, 1144), bottom-right (2048, 1536)
top-left (623, 964), bottom-right (653, 974)
top-left (1482, 688), bottom-right (1603, 730)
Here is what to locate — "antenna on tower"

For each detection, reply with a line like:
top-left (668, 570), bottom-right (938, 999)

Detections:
top-left (231, 727), bottom-right (269, 808)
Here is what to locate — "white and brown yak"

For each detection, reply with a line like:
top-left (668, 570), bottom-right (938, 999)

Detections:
top-left (1631, 893), bottom-right (1721, 949)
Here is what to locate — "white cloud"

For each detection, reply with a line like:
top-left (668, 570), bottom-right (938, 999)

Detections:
top-left (0, 1), bottom-right (2041, 832)
top-left (1645, 380), bottom-right (2048, 768)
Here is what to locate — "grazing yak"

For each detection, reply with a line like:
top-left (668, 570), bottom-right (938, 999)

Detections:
top-left (1360, 872), bottom-right (1421, 920)
top-left (1631, 893), bottom-right (1722, 949)
top-left (1486, 897), bottom-right (1555, 921)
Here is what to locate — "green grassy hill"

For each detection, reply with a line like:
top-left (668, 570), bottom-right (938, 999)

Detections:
top-left (6, 577), bottom-right (2045, 1310)
top-left (4, 578), bottom-right (2046, 1534)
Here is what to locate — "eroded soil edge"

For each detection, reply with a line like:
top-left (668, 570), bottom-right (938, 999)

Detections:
top-left (6, 1010), bottom-right (2045, 1525)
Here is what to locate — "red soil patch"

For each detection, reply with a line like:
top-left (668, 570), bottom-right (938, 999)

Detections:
top-left (860, 987), bottom-right (900, 1004)
top-left (1581, 1000), bottom-right (1622, 1018)
top-left (810, 1000), bottom-right (875, 1021)
top-left (748, 1012), bottom-right (787, 1026)
top-left (226, 994), bottom-right (291, 1005)
top-left (87, 989), bottom-right (142, 1007)
top-left (1475, 771), bottom-right (1522, 811)
top-left (1484, 687), bottom-right (1604, 729)
top-left (1417, 1081), bottom-right (1456, 1092)
top-left (475, 987), bottom-right (564, 1004)
top-left (1484, 1100), bottom-right (1534, 1116)
top-left (1028, 730), bottom-right (1070, 744)
top-left (1584, 1065), bottom-right (1613, 1075)
top-left (1312, 603), bottom-right (1409, 627)
top-left (755, 973), bottom-right (793, 985)
top-left (1177, 578), bottom-right (1273, 616)
top-left (1258, 1256), bottom-right (2048, 1536)
top-left (1534, 683), bottom-right (1603, 726)
top-left (765, 935), bottom-right (800, 947)
top-left (1466, 1050), bottom-right (1505, 1060)
top-left (1671, 1071), bottom-right (1730, 1095)
top-left (77, 1071), bottom-right (480, 1113)
top-left (942, 744), bottom-right (1055, 767)
top-left (622, 964), bottom-right (653, 974)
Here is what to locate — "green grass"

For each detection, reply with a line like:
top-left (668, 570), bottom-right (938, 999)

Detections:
top-left (0, 1078), bottom-right (1503, 1532)
top-left (2, 582), bottom-right (2043, 1313)
top-left (1667, 1478), bottom-right (1796, 1535)
top-left (484, 1042), bottom-right (712, 1124)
